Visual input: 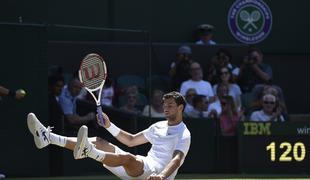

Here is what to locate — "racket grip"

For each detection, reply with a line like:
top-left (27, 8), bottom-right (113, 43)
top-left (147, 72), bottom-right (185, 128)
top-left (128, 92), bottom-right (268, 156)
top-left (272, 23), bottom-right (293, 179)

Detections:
top-left (97, 106), bottom-right (105, 126)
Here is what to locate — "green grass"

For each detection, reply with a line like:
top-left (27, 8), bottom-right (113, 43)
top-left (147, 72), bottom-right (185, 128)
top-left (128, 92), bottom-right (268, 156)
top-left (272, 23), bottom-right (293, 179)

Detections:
top-left (5, 174), bottom-right (310, 180)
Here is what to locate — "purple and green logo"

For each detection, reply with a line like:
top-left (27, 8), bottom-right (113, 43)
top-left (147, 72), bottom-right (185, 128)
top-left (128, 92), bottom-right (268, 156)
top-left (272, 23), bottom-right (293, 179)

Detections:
top-left (228, 0), bottom-right (272, 44)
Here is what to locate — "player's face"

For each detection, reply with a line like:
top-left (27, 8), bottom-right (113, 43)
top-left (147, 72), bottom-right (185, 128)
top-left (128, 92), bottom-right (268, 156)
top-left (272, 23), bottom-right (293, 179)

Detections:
top-left (163, 98), bottom-right (181, 119)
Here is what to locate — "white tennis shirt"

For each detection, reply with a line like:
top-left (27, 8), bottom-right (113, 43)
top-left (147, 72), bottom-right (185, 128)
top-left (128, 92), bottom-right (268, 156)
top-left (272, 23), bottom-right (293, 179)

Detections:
top-left (142, 120), bottom-right (191, 179)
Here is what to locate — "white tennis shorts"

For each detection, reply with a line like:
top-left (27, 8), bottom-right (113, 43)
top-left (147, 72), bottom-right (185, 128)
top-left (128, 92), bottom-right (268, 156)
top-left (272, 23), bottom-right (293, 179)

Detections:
top-left (103, 145), bottom-right (158, 180)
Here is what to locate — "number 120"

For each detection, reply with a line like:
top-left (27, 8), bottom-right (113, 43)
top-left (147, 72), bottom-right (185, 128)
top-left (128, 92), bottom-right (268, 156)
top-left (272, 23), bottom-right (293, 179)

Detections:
top-left (266, 142), bottom-right (306, 162)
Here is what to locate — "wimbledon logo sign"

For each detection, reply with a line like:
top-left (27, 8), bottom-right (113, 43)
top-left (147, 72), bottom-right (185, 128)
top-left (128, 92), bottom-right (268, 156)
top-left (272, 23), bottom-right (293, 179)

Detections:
top-left (228, 0), bottom-right (272, 44)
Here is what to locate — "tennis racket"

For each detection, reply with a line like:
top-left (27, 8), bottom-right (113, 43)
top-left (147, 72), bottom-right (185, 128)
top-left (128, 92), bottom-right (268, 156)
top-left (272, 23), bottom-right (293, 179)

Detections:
top-left (78, 53), bottom-right (107, 126)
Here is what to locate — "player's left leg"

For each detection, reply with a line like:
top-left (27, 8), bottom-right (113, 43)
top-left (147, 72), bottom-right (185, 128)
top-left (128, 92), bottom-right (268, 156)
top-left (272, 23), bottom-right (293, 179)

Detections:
top-left (27, 113), bottom-right (67, 149)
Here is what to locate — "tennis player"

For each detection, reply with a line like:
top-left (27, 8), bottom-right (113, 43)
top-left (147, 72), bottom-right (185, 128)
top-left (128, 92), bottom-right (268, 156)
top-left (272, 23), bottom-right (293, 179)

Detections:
top-left (28, 91), bottom-right (191, 180)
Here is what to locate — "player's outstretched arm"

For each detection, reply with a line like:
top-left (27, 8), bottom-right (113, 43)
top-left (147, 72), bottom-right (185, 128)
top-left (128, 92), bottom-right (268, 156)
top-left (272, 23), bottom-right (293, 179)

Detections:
top-left (147, 150), bottom-right (184, 180)
top-left (0, 86), bottom-right (26, 100)
top-left (97, 112), bottom-right (149, 147)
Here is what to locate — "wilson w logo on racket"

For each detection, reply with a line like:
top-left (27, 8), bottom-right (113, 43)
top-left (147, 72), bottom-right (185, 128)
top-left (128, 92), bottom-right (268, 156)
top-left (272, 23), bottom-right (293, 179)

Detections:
top-left (79, 53), bottom-right (107, 125)
top-left (81, 63), bottom-right (101, 80)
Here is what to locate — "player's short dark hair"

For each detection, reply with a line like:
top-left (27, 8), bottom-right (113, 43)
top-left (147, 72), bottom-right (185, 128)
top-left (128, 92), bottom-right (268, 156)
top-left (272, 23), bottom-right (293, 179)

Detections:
top-left (163, 91), bottom-right (186, 111)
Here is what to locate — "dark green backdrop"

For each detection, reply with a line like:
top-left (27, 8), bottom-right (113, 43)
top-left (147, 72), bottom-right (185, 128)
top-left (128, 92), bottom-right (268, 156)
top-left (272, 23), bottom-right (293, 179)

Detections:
top-left (1, 0), bottom-right (310, 52)
top-left (0, 0), bottom-right (310, 177)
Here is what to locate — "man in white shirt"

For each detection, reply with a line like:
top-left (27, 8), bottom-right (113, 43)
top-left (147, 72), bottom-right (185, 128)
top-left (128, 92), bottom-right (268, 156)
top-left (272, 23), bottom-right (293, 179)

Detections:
top-left (180, 62), bottom-right (214, 99)
top-left (27, 91), bottom-right (191, 180)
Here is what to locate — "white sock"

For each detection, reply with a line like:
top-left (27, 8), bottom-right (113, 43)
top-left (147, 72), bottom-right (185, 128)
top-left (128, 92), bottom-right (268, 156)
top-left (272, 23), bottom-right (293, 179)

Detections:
top-left (49, 133), bottom-right (67, 147)
top-left (87, 144), bottom-right (106, 162)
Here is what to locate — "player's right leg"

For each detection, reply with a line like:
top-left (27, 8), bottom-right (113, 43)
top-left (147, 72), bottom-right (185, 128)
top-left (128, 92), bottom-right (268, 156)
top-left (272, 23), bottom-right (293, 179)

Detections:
top-left (74, 126), bottom-right (144, 177)
top-left (27, 113), bottom-right (117, 152)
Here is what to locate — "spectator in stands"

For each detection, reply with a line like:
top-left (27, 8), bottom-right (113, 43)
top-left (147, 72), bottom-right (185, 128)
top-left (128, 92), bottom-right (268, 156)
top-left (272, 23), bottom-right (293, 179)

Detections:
top-left (184, 88), bottom-right (197, 115)
top-left (250, 84), bottom-right (288, 119)
top-left (213, 67), bottom-right (242, 110)
top-left (207, 48), bottom-right (238, 84)
top-left (59, 77), bottom-right (96, 134)
top-left (142, 89), bottom-right (164, 118)
top-left (120, 86), bottom-right (141, 115)
top-left (195, 24), bottom-right (217, 45)
top-left (185, 95), bottom-right (210, 118)
top-left (219, 95), bottom-right (241, 136)
top-left (0, 85), bottom-right (26, 100)
top-left (48, 74), bottom-right (65, 176)
top-left (180, 62), bottom-right (214, 100)
top-left (238, 48), bottom-right (273, 93)
top-left (208, 83), bottom-right (231, 117)
top-left (100, 77), bottom-right (114, 107)
top-left (250, 94), bottom-right (285, 122)
top-left (170, 45), bottom-right (193, 90)
top-left (48, 74), bottom-right (65, 129)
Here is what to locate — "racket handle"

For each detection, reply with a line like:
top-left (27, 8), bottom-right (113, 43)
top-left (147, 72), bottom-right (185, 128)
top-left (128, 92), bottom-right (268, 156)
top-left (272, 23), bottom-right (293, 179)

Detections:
top-left (97, 106), bottom-right (105, 126)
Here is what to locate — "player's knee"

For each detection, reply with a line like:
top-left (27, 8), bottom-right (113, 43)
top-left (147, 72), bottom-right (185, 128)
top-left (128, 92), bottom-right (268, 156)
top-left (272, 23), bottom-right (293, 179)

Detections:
top-left (94, 137), bottom-right (108, 146)
top-left (96, 137), bottom-right (103, 142)
top-left (95, 137), bottom-right (108, 144)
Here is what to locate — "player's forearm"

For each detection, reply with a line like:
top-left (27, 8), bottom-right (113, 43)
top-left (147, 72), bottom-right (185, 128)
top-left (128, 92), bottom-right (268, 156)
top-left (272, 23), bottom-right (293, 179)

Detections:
top-left (0, 86), bottom-right (9, 96)
top-left (105, 121), bottom-right (147, 147)
top-left (159, 157), bottom-right (181, 179)
top-left (115, 131), bottom-right (137, 147)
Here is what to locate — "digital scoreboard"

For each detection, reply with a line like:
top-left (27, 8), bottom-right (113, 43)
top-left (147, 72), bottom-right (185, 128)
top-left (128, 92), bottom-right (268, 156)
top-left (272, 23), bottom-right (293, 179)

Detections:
top-left (238, 122), bottom-right (310, 173)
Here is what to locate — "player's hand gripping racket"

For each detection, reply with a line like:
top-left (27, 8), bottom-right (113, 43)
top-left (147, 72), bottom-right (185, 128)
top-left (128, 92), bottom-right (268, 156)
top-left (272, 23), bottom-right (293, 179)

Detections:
top-left (79, 53), bottom-right (107, 126)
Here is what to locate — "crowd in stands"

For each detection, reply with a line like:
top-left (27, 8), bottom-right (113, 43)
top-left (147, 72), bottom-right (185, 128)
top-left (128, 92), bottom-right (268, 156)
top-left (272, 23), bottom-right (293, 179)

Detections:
top-left (48, 24), bottom-right (287, 137)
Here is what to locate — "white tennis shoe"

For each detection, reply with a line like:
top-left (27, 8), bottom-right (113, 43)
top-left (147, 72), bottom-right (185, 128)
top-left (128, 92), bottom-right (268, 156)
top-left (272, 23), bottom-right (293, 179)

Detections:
top-left (74, 125), bottom-right (92, 159)
top-left (27, 113), bottom-right (51, 149)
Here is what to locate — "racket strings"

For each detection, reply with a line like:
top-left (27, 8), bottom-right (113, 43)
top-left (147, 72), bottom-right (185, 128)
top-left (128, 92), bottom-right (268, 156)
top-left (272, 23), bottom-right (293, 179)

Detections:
top-left (80, 55), bottom-right (106, 90)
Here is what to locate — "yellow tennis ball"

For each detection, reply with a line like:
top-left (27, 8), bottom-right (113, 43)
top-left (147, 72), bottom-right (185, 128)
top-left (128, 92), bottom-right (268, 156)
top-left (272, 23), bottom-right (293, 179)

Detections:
top-left (18, 89), bottom-right (26, 96)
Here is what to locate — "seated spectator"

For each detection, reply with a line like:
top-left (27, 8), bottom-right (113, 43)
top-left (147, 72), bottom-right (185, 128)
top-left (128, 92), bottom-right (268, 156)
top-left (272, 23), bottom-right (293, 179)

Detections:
top-left (250, 94), bottom-right (285, 122)
top-left (170, 45), bottom-right (193, 90)
top-left (180, 62), bottom-right (214, 99)
top-left (142, 89), bottom-right (164, 118)
top-left (184, 88), bottom-right (197, 115)
top-left (207, 48), bottom-right (238, 84)
top-left (59, 78), bottom-right (96, 134)
top-left (48, 74), bottom-right (65, 130)
top-left (120, 86), bottom-right (141, 115)
top-left (47, 74), bottom-right (65, 175)
top-left (100, 77), bottom-right (114, 107)
top-left (195, 24), bottom-right (217, 45)
top-left (250, 84), bottom-right (288, 119)
top-left (208, 83), bottom-right (230, 117)
top-left (213, 67), bottom-right (242, 110)
top-left (219, 95), bottom-right (241, 136)
top-left (237, 48), bottom-right (273, 93)
top-left (186, 95), bottom-right (211, 118)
